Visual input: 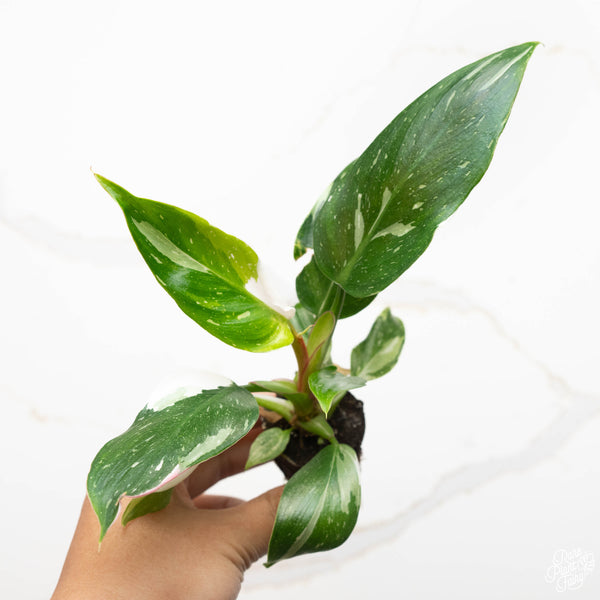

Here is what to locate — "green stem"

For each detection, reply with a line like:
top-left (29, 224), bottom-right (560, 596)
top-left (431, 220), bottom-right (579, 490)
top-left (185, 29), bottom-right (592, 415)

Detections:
top-left (253, 395), bottom-right (295, 423)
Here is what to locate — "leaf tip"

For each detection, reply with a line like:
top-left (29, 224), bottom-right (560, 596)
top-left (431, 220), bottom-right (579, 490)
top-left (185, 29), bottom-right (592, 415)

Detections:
top-left (93, 172), bottom-right (130, 207)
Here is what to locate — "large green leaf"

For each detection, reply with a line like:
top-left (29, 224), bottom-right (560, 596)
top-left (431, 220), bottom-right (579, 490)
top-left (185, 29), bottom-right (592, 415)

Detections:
top-left (311, 42), bottom-right (538, 297)
top-left (87, 384), bottom-right (258, 540)
top-left (296, 257), bottom-right (376, 318)
top-left (351, 308), bottom-right (405, 380)
top-left (95, 174), bottom-right (293, 352)
top-left (308, 366), bottom-right (366, 416)
top-left (266, 443), bottom-right (360, 565)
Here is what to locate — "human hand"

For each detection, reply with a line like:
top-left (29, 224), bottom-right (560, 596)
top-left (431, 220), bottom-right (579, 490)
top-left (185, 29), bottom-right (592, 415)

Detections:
top-left (52, 424), bottom-right (283, 600)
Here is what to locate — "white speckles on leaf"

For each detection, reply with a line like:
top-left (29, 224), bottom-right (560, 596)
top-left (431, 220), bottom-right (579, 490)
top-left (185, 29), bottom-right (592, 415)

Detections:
top-left (132, 219), bottom-right (211, 274)
top-left (462, 54), bottom-right (498, 82)
top-left (354, 193), bottom-right (364, 249)
top-left (236, 311), bottom-right (251, 320)
top-left (372, 221), bottom-right (415, 240)
top-left (182, 426), bottom-right (236, 465)
top-left (477, 47), bottom-right (530, 92)
top-left (412, 202), bottom-right (424, 210)
top-left (371, 148), bottom-right (382, 167)
top-left (381, 187), bottom-right (392, 212)
top-left (458, 161), bottom-right (471, 169)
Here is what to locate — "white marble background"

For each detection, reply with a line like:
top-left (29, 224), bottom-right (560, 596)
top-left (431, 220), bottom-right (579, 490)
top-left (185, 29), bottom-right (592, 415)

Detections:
top-left (1, 1), bottom-right (599, 598)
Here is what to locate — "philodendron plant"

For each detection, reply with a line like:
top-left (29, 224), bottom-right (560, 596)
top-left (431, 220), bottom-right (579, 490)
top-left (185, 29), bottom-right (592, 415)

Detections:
top-left (88, 42), bottom-right (537, 565)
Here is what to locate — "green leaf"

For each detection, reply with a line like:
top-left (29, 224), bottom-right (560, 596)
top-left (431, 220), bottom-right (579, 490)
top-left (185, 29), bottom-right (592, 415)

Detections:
top-left (95, 174), bottom-right (293, 352)
top-left (245, 428), bottom-right (292, 469)
top-left (87, 384), bottom-right (258, 541)
top-left (121, 489), bottom-right (173, 527)
top-left (266, 443), bottom-right (360, 565)
top-left (297, 414), bottom-right (336, 443)
top-left (293, 160), bottom-right (357, 261)
top-left (351, 308), bottom-right (405, 380)
top-left (312, 42), bottom-right (538, 297)
top-left (308, 366), bottom-right (366, 417)
top-left (296, 257), bottom-right (376, 319)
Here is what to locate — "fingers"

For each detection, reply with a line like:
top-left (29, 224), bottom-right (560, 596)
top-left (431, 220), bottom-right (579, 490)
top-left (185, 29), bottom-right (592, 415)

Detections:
top-left (185, 423), bottom-right (262, 498)
top-left (192, 494), bottom-right (244, 509)
top-left (223, 485), bottom-right (284, 568)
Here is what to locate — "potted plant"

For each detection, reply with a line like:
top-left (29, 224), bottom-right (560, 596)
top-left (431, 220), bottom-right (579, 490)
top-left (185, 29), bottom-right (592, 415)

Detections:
top-left (87, 41), bottom-right (537, 566)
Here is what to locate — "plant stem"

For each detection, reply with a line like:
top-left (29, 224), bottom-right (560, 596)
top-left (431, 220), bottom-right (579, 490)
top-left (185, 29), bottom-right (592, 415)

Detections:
top-left (253, 394), bottom-right (295, 422)
top-left (292, 333), bottom-right (309, 393)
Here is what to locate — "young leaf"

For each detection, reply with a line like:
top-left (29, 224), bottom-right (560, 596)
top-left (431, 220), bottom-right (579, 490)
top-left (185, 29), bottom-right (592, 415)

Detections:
top-left (297, 414), bottom-right (336, 443)
top-left (308, 366), bottom-right (366, 417)
top-left (311, 42), bottom-right (538, 297)
top-left (306, 311), bottom-right (335, 357)
top-left (95, 174), bottom-right (293, 352)
top-left (266, 443), bottom-right (361, 566)
top-left (87, 384), bottom-right (258, 541)
top-left (245, 428), bottom-right (291, 469)
top-left (351, 308), bottom-right (405, 380)
top-left (121, 489), bottom-right (173, 527)
top-left (296, 257), bottom-right (376, 319)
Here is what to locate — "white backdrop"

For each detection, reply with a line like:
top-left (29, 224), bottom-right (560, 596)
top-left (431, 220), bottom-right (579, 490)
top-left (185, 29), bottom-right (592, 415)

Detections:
top-left (1, 1), bottom-right (599, 598)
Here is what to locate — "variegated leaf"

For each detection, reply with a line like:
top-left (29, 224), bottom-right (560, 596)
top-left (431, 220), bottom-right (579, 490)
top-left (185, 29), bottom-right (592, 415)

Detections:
top-left (266, 443), bottom-right (360, 565)
top-left (87, 384), bottom-right (258, 540)
top-left (310, 42), bottom-right (538, 297)
top-left (245, 428), bottom-right (291, 469)
top-left (308, 366), bottom-right (366, 417)
top-left (95, 174), bottom-right (294, 352)
top-left (351, 308), bottom-right (405, 380)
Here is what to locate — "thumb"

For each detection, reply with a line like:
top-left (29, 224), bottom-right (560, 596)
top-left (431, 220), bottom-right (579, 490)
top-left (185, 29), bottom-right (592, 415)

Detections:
top-left (225, 485), bottom-right (284, 568)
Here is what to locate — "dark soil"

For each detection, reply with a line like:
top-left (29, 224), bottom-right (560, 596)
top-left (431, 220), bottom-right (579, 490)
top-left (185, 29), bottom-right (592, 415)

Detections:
top-left (268, 393), bottom-right (365, 479)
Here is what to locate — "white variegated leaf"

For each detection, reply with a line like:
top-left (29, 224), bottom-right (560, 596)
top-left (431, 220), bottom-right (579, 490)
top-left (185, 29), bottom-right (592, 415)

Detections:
top-left (308, 42), bottom-right (538, 297)
top-left (351, 308), bottom-right (405, 380)
top-left (96, 174), bottom-right (294, 352)
top-left (87, 384), bottom-right (258, 540)
top-left (266, 443), bottom-right (361, 565)
top-left (308, 366), bottom-right (366, 416)
top-left (245, 428), bottom-right (291, 469)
